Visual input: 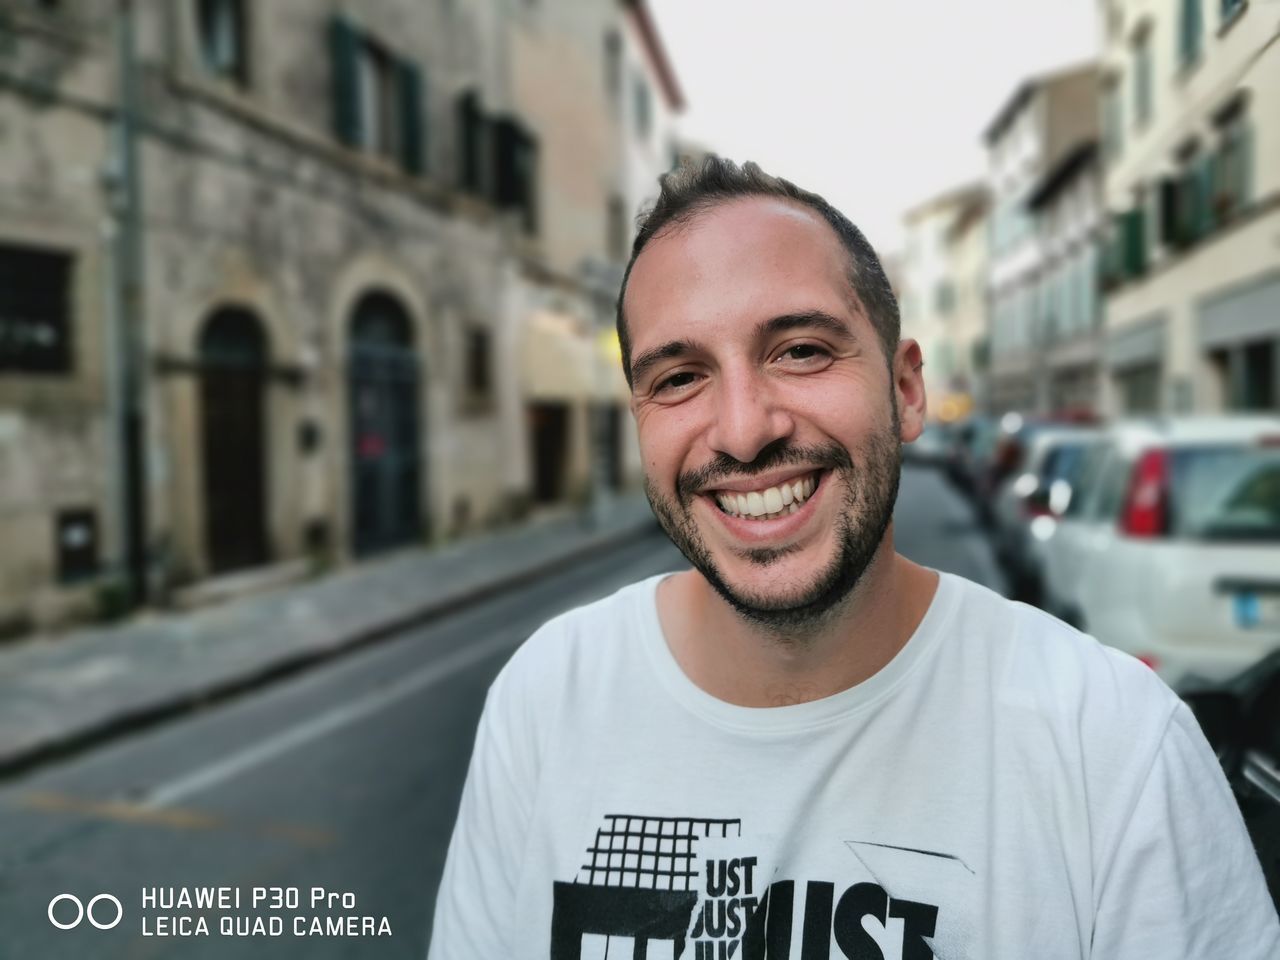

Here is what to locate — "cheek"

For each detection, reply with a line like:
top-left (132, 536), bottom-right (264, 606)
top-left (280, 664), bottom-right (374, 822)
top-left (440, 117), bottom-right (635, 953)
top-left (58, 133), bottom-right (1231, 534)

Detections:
top-left (636, 406), bottom-right (704, 469)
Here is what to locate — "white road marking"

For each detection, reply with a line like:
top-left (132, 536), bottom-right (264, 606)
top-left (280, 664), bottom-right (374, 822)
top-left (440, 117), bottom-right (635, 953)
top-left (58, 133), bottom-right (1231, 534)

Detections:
top-left (144, 629), bottom-right (520, 808)
top-left (144, 548), bottom-right (680, 809)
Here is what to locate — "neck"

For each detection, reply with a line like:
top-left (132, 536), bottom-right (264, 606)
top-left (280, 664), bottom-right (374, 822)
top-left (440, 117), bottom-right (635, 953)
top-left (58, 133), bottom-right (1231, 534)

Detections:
top-left (658, 534), bottom-right (938, 708)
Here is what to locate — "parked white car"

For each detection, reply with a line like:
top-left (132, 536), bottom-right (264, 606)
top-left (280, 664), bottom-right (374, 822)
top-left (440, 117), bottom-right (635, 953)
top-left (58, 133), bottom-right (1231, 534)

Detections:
top-left (1040, 416), bottom-right (1280, 689)
top-left (990, 425), bottom-right (1100, 601)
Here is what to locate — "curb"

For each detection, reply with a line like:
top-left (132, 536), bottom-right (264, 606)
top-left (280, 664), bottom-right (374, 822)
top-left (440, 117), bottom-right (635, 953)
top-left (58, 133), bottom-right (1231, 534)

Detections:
top-left (0, 516), bottom-right (660, 781)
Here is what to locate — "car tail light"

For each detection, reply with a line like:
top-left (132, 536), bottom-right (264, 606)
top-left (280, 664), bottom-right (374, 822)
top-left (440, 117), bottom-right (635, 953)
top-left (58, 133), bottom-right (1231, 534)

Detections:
top-left (1022, 499), bottom-right (1054, 520)
top-left (1119, 449), bottom-right (1170, 537)
top-left (1135, 653), bottom-right (1160, 671)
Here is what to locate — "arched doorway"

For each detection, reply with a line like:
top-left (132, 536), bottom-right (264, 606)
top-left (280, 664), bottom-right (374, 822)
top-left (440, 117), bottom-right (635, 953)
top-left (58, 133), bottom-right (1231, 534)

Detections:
top-left (199, 308), bottom-right (269, 574)
top-left (349, 292), bottom-right (423, 555)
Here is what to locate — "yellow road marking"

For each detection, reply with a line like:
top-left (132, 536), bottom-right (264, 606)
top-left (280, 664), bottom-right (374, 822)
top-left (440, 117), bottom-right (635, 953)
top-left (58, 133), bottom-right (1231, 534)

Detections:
top-left (14, 790), bottom-right (335, 847)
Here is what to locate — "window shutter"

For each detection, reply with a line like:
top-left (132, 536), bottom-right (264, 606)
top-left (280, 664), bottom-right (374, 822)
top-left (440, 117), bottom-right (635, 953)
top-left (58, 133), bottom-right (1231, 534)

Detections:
top-left (1177, 165), bottom-right (1198, 241)
top-left (1239, 121), bottom-right (1254, 206)
top-left (329, 15), bottom-right (361, 148)
top-left (491, 117), bottom-right (519, 207)
top-left (1123, 207), bottom-right (1146, 277)
top-left (1180, 0), bottom-right (1202, 66)
top-left (1158, 177), bottom-right (1180, 247)
top-left (520, 130), bottom-right (538, 234)
top-left (457, 92), bottom-right (483, 193)
top-left (1103, 215), bottom-right (1122, 286)
top-left (1084, 246), bottom-right (1100, 328)
top-left (1200, 153), bottom-right (1218, 234)
top-left (397, 60), bottom-right (425, 175)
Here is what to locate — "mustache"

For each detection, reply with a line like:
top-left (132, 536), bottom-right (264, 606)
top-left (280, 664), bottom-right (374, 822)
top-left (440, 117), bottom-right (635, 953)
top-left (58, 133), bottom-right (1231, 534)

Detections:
top-left (676, 440), bottom-right (854, 502)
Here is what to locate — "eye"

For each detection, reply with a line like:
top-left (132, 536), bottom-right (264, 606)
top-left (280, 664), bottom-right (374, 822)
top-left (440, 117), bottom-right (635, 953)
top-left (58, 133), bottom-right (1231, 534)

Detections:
top-left (654, 370), bottom-right (699, 394)
top-left (776, 343), bottom-right (832, 365)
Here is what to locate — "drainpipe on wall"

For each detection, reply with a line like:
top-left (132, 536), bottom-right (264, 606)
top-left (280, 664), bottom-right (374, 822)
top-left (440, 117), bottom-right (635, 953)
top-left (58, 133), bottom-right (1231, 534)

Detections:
top-left (108, 0), bottom-right (149, 606)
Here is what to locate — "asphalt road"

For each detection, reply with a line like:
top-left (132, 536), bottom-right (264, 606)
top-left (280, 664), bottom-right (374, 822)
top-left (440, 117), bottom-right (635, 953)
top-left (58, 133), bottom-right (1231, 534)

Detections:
top-left (0, 465), bottom-right (999, 959)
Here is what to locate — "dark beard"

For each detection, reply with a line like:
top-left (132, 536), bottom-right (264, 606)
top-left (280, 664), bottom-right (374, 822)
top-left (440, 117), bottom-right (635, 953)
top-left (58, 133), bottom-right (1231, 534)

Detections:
top-left (644, 416), bottom-right (902, 632)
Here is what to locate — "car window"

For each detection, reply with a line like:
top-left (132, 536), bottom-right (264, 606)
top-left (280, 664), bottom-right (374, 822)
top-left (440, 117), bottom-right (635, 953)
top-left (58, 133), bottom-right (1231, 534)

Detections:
top-left (1064, 443), bottom-right (1110, 519)
top-left (1040, 442), bottom-right (1092, 486)
top-left (1091, 450), bottom-right (1133, 522)
top-left (1170, 446), bottom-right (1280, 542)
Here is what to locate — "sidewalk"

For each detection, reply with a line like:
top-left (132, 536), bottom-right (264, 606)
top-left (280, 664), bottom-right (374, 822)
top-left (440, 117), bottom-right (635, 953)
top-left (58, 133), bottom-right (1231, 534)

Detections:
top-left (0, 494), bottom-right (658, 777)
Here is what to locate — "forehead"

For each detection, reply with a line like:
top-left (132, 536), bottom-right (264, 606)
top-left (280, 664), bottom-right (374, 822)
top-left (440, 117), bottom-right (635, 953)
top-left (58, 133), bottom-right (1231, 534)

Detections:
top-left (624, 197), bottom-right (860, 349)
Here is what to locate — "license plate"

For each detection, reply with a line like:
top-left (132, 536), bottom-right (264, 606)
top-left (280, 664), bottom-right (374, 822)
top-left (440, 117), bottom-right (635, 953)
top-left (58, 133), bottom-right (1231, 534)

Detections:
top-left (1233, 592), bottom-right (1280, 629)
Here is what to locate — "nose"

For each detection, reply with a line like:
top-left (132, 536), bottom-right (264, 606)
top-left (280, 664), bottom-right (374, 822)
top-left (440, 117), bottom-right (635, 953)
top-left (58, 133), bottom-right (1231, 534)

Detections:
top-left (705, 366), bottom-right (795, 464)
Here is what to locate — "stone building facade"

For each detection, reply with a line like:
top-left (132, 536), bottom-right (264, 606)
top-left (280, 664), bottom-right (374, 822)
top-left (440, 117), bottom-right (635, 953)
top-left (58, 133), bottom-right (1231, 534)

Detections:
top-left (984, 63), bottom-right (1100, 414)
top-left (1026, 139), bottom-right (1105, 415)
top-left (900, 183), bottom-right (987, 422)
top-left (1097, 0), bottom-right (1279, 415)
top-left (0, 0), bottom-right (680, 633)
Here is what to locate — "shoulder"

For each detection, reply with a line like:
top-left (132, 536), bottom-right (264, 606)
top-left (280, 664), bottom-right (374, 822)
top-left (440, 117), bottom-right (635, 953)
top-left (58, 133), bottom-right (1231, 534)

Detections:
top-left (937, 574), bottom-right (1196, 864)
top-left (939, 572), bottom-right (1180, 742)
top-left (485, 574), bottom-right (659, 721)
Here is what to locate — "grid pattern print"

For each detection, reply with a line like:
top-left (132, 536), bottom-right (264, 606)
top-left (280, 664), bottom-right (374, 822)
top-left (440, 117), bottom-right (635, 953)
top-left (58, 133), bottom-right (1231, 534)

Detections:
top-left (578, 815), bottom-right (742, 890)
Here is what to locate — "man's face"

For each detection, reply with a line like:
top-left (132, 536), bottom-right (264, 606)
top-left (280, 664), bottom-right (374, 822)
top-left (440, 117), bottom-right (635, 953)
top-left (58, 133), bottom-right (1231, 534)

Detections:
top-left (623, 197), bottom-right (922, 628)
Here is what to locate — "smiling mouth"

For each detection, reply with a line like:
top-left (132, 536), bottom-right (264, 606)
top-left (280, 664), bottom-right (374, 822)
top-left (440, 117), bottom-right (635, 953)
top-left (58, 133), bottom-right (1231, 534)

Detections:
top-left (709, 470), bottom-right (825, 520)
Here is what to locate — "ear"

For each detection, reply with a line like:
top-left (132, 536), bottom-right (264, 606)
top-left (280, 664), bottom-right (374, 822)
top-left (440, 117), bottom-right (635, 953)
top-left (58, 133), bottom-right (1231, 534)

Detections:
top-left (893, 338), bottom-right (927, 443)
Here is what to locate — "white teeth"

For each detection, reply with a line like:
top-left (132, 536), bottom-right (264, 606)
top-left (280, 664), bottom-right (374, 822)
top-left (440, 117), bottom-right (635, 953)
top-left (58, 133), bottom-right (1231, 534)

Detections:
top-left (762, 487), bottom-right (783, 514)
top-left (712, 472), bottom-right (822, 520)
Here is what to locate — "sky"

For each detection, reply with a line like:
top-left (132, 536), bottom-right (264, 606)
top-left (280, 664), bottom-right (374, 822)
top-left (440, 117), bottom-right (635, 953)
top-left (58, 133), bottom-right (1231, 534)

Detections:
top-left (646, 0), bottom-right (1100, 255)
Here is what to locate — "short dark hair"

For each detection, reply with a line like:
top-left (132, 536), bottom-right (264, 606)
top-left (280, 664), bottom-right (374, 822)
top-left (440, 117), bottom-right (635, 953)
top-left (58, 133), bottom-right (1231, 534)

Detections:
top-left (616, 155), bottom-right (900, 389)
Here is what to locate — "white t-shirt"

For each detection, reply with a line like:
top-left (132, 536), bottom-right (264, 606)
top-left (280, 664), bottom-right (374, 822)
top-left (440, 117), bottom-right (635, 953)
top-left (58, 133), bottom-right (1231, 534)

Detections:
top-left (429, 571), bottom-right (1280, 958)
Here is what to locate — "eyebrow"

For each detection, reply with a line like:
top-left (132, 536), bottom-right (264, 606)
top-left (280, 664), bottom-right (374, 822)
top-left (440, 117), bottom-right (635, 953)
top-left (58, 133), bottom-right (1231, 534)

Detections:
top-left (630, 310), bottom-right (859, 387)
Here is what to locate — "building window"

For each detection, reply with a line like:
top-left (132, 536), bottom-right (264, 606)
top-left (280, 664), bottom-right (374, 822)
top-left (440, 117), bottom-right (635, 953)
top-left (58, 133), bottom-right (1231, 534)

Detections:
top-left (604, 30), bottom-right (622, 102)
top-left (329, 15), bottom-right (426, 175)
top-left (1083, 246), bottom-right (1099, 328)
top-left (607, 194), bottom-right (628, 262)
top-left (492, 116), bottom-right (539, 234)
top-left (1103, 207), bottom-right (1148, 285)
top-left (55, 508), bottom-right (98, 584)
top-left (1101, 77), bottom-right (1122, 163)
top-left (1158, 107), bottom-right (1250, 249)
top-left (0, 243), bottom-right (73, 374)
top-left (934, 281), bottom-right (955, 315)
top-left (1132, 28), bottom-right (1153, 128)
top-left (358, 39), bottom-right (399, 160)
top-left (632, 74), bottom-right (651, 140)
top-left (1117, 364), bottom-right (1162, 414)
top-left (1213, 100), bottom-right (1253, 221)
top-left (1122, 204), bottom-right (1147, 277)
top-left (1240, 340), bottom-right (1275, 410)
top-left (1178, 0), bottom-right (1202, 69)
top-left (1213, 341), bottom-right (1276, 410)
top-left (456, 90), bottom-right (488, 194)
top-left (464, 326), bottom-right (492, 409)
top-left (197, 0), bottom-right (248, 88)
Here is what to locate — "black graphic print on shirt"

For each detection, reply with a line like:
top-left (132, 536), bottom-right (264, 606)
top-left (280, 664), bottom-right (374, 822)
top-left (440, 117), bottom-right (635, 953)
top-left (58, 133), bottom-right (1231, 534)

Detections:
top-left (549, 813), bottom-right (952, 959)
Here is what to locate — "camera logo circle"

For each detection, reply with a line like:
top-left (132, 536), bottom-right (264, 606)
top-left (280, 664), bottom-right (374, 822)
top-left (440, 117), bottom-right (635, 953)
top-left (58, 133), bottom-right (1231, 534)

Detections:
top-left (48, 893), bottom-right (123, 930)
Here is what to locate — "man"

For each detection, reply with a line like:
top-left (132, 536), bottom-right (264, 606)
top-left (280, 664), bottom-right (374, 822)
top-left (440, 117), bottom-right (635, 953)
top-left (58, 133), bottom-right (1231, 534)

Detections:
top-left (429, 158), bottom-right (1278, 958)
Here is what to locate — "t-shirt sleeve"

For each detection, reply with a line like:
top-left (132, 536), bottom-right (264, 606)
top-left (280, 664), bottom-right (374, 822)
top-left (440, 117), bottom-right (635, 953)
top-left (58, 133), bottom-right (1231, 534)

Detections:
top-left (1091, 701), bottom-right (1280, 957)
top-left (427, 670), bottom-right (537, 958)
